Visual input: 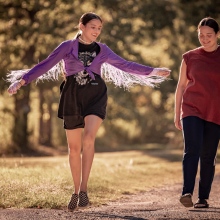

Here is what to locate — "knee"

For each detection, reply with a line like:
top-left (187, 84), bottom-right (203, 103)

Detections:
top-left (68, 143), bottom-right (81, 156)
top-left (184, 144), bottom-right (201, 156)
top-left (201, 155), bottom-right (216, 165)
top-left (83, 133), bottom-right (95, 149)
top-left (184, 150), bottom-right (199, 158)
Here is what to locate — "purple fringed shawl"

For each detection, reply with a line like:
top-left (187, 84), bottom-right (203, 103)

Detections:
top-left (6, 38), bottom-right (168, 89)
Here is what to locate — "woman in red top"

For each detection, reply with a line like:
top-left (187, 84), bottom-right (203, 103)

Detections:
top-left (175, 17), bottom-right (220, 208)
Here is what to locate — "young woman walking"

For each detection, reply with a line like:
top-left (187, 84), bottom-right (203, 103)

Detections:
top-left (175, 17), bottom-right (220, 208)
top-left (8, 12), bottom-right (170, 211)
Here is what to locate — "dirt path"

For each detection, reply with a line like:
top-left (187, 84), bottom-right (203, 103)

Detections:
top-left (1, 174), bottom-right (220, 220)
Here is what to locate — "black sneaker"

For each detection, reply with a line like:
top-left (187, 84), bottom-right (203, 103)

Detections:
top-left (67, 193), bottom-right (78, 211)
top-left (180, 193), bottom-right (193, 207)
top-left (78, 191), bottom-right (90, 208)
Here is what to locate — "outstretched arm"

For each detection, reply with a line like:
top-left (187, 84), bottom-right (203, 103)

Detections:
top-left (100, 45), bottom-right (170, 89)
top-left (7, 41), bottom-right (72, 95)
top-left (105, 45), bottom-right (170, 77)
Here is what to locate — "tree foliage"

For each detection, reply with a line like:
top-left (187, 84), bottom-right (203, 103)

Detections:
top-left (0, 0), bottom-right (220, 154)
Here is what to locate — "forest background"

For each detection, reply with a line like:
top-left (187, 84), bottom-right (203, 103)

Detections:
top-left (0, 0), bottom-right (219, 155)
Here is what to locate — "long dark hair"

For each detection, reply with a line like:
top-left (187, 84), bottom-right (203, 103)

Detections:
top-left (198, 17), bottom-right (220, 34)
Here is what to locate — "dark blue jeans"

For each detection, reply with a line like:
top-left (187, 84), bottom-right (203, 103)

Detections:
top-left (182, 116), bottom-right (220, 199)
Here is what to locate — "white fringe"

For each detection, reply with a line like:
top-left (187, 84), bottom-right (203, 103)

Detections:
top-left (101, 63), bottom-right (168, 90)
top-left (6, 61), bottom-right (64, 84)
top-left (6, 69), bottom-right (29, 83)
top-left (36, 61), bottom-right (64, 83)
top-left (6, 61), bottom-right (168, 90)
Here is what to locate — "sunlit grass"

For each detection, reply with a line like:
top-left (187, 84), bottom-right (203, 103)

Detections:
top-left (0, 147), bottom-right (220, 209)
top-left (0, 157), bottom-right (71, 209)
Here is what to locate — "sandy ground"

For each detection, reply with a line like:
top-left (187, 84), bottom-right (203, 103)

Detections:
top-left (1, 173), bottom-right (220, 220)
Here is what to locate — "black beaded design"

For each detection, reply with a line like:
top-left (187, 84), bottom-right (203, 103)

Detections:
top-left (78, 191), bottom-right (89, 207)
top-left (67, 193), bottom-right (78, 211)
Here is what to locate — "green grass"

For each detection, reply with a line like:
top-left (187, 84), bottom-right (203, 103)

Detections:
top-left (0, 146), bottom-right (220, 209)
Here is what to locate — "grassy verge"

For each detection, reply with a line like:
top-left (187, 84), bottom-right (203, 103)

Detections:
top-left (0, 145), bottom-right (220, 209)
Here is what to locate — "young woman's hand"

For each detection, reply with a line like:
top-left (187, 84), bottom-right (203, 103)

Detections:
top-left (8, 80), bottom-right (23, 95)
top-left (174, 114), bottom-right (182, 130)
top-left (156, 67), bottom-right (171, 77)
top-left (150, 67), bottom-right (171, 78)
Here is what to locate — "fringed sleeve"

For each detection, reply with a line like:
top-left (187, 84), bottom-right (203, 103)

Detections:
top-left (36, 61), bottom-right (64, 83)
top-left (6, 40), bottom-right (74, 85)
top-left (6, 69), bottom-right (30, 83)
top-left (101, 63), bottom-right (168, 90)
top-left (6, 61), bottom-right (64, 84)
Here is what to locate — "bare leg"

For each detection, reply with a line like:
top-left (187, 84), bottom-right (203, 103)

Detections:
top-left (80, 115), bottom-right (103, 192)
top-left (66, 128), bottom-right (83, 194)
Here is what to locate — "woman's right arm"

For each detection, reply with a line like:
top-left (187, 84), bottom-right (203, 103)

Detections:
top-left (174, 59), bottom-right (188, 130)
top-left (7, 41), bottom-right (71, 95)
top-left (21, 41), bottom-right (71, 85)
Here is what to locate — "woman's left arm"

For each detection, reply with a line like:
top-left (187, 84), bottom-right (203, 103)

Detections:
top-left (105, 45), bottom-right (170, 77)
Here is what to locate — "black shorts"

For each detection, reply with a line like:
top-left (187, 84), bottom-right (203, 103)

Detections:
top-left (58, 74), bottom-right (107, 129)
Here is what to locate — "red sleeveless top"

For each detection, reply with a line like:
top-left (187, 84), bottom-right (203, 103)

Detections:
top-left (181, 46), bottom-right (220, 125)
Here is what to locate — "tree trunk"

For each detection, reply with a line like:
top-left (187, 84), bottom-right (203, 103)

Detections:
top-left (12, 85), bottom-right (31, 153)
top-left (38, 89), bottom-right (52, 146)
